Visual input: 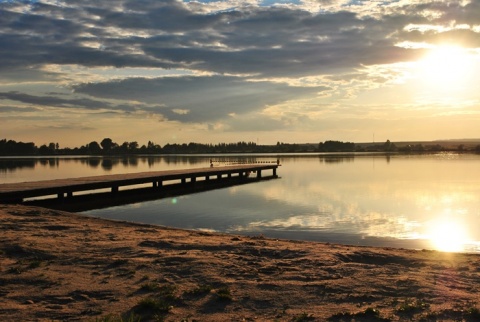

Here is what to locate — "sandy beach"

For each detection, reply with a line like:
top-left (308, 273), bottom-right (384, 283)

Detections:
top-left (1, 204), bottom-right (479, 321)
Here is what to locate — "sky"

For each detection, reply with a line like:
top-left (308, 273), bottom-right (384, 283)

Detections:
top-left (1, 0), bottom-right (480, 148)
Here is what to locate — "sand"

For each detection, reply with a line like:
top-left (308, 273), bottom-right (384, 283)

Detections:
top-left (1, 204), bottom-right (479, 321)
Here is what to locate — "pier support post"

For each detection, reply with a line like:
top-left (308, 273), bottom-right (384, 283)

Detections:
top-left (112, 186), bottom-right (118, 193)
top-left (257, 170), bottom-right (262, 178)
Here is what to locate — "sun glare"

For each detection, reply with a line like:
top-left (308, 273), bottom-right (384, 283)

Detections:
top-left (417, 45), bottom-right (474, 88)
top-left (428, 220), bottom-right (469, 252)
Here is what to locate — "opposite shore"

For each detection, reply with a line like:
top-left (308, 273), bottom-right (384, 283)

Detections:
top-left (3, 138), bottom-right (480, 156)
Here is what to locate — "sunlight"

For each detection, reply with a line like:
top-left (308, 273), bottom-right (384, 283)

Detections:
top-left (417, 45), bottom-right (474, 88)
top-left (428, 219), bottom-right (469, 252)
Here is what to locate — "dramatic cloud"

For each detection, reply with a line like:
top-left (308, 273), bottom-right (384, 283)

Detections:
top-left (73, 76), bottom-right (327, 122)
top-left (0, 91), bottom-right (116, 110)
top-left (1, 0), bottom-right (480, 146)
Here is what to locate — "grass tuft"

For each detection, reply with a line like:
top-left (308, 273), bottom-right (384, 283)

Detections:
top-left (28, 260), bottom-right (42, 269)
top-left (95, 313), bottom-right (141, 322)
top-left (136, 297), bottom-right (172, 314)
top-left (7, 266), bottom-right (22, 274)
top-left (139, 282), bottom-right (160, 292)
top-left (396, 298), bottom-right (429, 316)
top-left (184, 284), bottom-right (213, 296)
top-left (292, 312), bottom-right (315, 321)
top-left (215, 286), bottom-right (232, 302)
top-left (466, 307), bottom-right (480, 320)
top-left (134, 283), bottom-right (180, 319)
top-left (328, 307), bottom-right (390, 321)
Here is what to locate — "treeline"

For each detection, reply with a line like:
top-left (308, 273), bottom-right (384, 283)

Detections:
top-left (1, 138), bottom-right (480, 156)
top-left (0, 139), bottom-right (37, 155)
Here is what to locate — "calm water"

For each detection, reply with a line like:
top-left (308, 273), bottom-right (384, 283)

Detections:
top-left (2, 153), bottom-right (480, 252)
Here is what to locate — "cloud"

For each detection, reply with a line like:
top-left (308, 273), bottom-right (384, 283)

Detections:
top-left (0, 106), bottom-right (40, 113)
top-left (2, 0), bottom-right (478, 81)
top-left (4, 0), bottom-right (476, 76)
top-left (1, 0), bottom-right (479, 144)
top-left (0, 91), bottom-right (116, 110)
top-left (223, 113), bottom-right (296, 132)
top-left (0, 3), bottom-right (172, 70)
top-left (73, 75), bottom-right (328, 122)
top-left (140, 9), bottom-right (399, 77)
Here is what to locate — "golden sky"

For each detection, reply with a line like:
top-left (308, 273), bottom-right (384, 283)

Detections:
top-left (1, 0), bottom-right (480, 147)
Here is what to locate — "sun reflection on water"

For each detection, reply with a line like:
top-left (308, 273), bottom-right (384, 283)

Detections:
top-left (427, 219), bottom-right (469, 253)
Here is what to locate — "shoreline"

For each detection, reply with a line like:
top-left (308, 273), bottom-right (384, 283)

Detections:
top-left (1, 204), bottom-right (480, 321)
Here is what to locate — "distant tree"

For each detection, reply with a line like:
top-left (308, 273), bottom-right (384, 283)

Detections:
top-left (414, 144), bottom-right (424, 152)
top-left (87, 141), bottom-right (102, 154)
top-left (100, 138), bottom-right (115, 151)
top-left (118, 142), bottom-right (129, 153)
top-left (75, 145), bottom-right (88, 154)
top-left (0, 139), bottom-right (36, 155)
top-left (145, 141), bottom-right (161, 153)
top-left (48, 142), bottom-right (57, 152)
top-left (128, 141), bottom-right (138, 151)
top-left (383, 140), bottom-right (396, 152)
top-left (38, 144), bottom-right (51, 155)
top-left (147, 141), bottom-right (155, 150)
top-left (319, 140), bottom-right (355, 152)
top-left (37, 143), bottom-right (57, 155)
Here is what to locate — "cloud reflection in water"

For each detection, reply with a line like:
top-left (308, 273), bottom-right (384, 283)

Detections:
top-left (85, 154), bottom-right (480, 252)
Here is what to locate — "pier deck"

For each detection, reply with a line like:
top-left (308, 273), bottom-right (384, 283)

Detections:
top-left (0, 164), bottom-right (279, 203)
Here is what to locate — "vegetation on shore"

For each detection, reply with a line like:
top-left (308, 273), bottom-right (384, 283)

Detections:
top-left (2, 138), bottom-right (480, 156)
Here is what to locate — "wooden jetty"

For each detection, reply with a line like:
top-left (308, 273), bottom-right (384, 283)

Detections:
top-left (0, 164), bottom-right (279, 204)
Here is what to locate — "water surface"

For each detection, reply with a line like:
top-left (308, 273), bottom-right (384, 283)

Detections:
top-left (2, 153), bottom-right (479, 252)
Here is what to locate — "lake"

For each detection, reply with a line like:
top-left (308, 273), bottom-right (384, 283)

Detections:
top-left (2, 153), bottom-right (480, 253)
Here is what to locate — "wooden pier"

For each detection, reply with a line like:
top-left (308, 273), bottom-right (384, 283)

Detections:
top-left (0, 164), bottom-right (279, 204)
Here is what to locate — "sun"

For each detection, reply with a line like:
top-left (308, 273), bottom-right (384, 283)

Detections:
top-left (428, 219), bottom-right (469, 252)
top-left (417, 45), bottom-right (475, 88)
